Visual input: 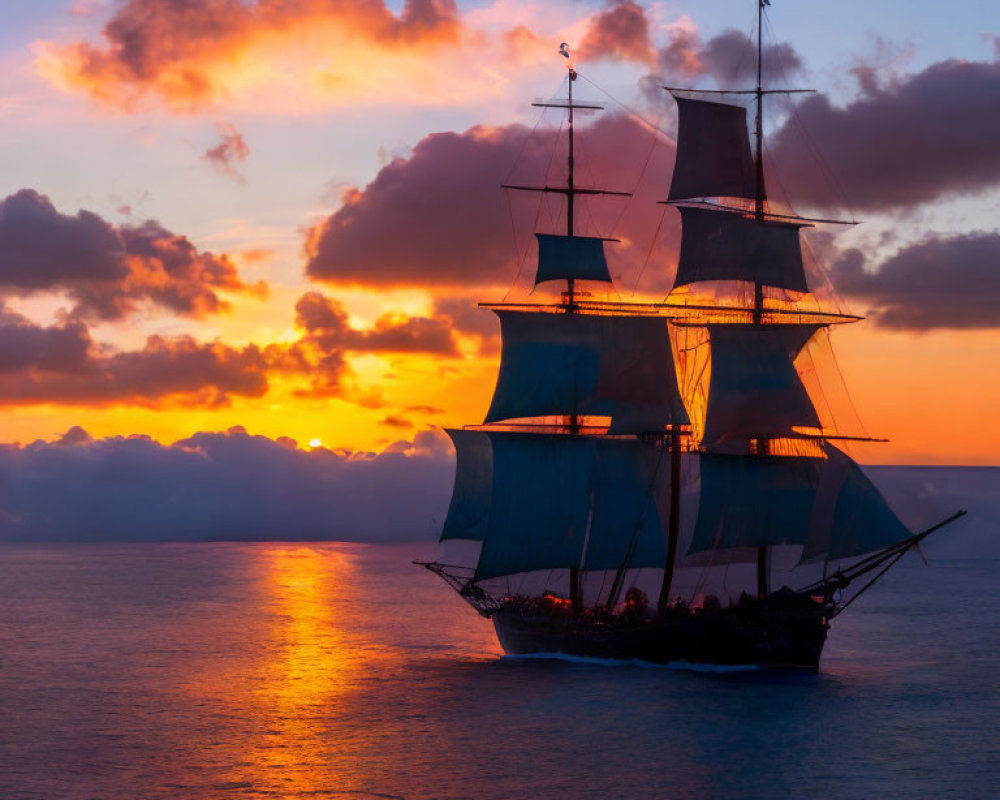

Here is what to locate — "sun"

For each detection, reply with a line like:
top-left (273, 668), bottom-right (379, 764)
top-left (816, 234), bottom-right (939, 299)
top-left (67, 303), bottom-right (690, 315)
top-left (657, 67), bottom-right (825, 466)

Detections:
top-left (308, 438), bottom-right (322, 448)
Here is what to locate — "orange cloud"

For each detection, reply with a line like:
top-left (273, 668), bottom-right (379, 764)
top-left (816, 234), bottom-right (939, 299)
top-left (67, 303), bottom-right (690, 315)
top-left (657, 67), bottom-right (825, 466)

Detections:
top-left (577, 1), bottom-right (656, 67)
top-left (36, 0), bottom-right (474, 112)
top-left (304, 115), bottom-right (680, 294)
top-left (203, 121), bottom-right (250, 181)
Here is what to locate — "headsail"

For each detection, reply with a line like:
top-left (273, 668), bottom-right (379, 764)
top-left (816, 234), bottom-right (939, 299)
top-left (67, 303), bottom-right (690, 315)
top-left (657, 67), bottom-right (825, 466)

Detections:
top-left (668, 96), bottom-right (756, 202)
top-left (485, 310), bottom-right (690, 434)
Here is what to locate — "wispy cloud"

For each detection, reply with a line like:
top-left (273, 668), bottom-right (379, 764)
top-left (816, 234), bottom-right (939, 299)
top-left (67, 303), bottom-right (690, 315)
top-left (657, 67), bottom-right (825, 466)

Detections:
top-left (203, 121), bottom-right (250, 182)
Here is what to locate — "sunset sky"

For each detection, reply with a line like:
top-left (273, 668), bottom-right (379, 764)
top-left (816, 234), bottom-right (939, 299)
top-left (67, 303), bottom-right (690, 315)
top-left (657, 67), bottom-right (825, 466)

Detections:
top-left (1, 0), bottom-right (998, 479)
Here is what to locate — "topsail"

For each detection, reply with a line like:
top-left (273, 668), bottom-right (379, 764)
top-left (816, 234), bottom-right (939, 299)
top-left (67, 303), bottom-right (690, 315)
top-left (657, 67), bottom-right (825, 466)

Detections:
top-left (668, 97), bottom-right (756, 202)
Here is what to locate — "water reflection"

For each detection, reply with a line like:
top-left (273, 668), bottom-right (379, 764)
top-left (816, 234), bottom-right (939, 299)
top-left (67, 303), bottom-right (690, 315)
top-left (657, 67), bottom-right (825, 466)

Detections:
top-left (228, 544), bottom-right (399, 796)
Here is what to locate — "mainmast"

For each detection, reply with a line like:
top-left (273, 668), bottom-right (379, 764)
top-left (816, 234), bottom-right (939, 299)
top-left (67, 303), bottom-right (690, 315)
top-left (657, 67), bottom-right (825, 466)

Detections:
top-left (753, 0), bottom-right (768, 598)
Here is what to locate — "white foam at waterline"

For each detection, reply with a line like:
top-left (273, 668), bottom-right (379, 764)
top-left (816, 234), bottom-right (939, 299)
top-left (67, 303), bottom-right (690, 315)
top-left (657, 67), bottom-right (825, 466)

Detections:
top-left (500, 652), bottom-right (761, 672)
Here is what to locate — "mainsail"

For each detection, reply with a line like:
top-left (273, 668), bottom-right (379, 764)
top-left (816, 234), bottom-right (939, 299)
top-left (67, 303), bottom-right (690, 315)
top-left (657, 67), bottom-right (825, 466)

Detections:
top-left (701, 323), bottom-right (822, 445)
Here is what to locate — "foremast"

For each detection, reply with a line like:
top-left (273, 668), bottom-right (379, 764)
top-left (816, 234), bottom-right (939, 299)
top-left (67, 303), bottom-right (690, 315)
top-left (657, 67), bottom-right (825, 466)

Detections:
top-left (456, 50), bottom-right (693, 616)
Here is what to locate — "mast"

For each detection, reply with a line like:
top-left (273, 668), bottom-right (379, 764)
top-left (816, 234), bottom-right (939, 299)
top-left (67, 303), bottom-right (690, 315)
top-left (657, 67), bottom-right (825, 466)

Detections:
top-left (565, 63), bottom-right (582, 611)
top-left (754, 0), bottom-right (768, 598)
top-left (656, 427), bottom-right (682, 616)
top-left (752, 0), bottom-right (766, 322)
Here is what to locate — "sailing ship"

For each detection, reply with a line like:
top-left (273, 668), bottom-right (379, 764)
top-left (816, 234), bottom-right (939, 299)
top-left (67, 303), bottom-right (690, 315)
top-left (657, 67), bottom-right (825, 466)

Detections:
top-left (419, 1), bottom-right (964, 670)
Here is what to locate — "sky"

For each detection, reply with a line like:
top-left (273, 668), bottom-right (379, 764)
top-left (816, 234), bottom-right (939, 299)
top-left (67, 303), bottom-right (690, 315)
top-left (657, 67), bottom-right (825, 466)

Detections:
top-left (0, 0), bottom-right (998, 539)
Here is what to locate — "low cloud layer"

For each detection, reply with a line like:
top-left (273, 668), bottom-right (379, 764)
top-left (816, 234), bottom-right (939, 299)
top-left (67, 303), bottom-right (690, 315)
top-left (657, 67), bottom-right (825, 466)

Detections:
top-left (0, 426), bottom-right (991, 557)
top-left (0, 190), bottom-right (263, 320)
top-left (0, 427), bottom-right (454, 542)
top-left (831, 232), bottom-right (1000, 330)
top-left (770, 57), bottom-right (1000, 212)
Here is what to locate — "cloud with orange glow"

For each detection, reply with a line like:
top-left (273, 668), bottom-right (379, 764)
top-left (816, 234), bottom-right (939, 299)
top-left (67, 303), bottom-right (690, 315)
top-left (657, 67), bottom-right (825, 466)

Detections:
top-left (268, 290), bottom-right (461, 400)
top-left (305, 114), bottom-right (680, 293)
top-left (577, 1), bottom-right (656, 67)
top-left (203, 121), bottom-right (251, 181)
top-left (0, 305), bottom-right (269, 407)
top-left (34, 0), bottom-right (488, 113)
top-left (0, 189), bottom-right (266, 321)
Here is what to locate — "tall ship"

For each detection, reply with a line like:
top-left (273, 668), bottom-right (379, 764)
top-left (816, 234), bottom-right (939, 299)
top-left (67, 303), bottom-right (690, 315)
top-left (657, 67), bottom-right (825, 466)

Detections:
top-left (419, 1), bottom-right (964, 670)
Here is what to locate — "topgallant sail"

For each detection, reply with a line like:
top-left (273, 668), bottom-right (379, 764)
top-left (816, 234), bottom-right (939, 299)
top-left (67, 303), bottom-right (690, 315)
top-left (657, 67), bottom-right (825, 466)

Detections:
top-left (418, 1), bottom-right (965, 670)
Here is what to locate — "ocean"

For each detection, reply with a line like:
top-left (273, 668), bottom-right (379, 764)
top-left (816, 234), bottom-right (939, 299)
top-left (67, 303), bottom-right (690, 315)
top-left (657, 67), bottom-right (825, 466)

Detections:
top-left (0, 542), bottom-right (996, 800)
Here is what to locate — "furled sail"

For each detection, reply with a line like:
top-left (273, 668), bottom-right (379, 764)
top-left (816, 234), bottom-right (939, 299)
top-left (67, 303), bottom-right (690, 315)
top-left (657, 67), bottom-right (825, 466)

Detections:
top-left (485, 310), bottom-right (690, 434)
top-left (702, 323), bottom-right (821, 445)
top-left (687, 447), bottom-right (912, 561)
top-left (472, 434), bottom-right (672, 581)
top-left (439, 429), bottom-right (493, 542)
top-left (535, 234), bottom-right (613, 286)
top-left (668, 96), bottom-right (756, 201)
top-left (673, 206), bottom-right (810, 293)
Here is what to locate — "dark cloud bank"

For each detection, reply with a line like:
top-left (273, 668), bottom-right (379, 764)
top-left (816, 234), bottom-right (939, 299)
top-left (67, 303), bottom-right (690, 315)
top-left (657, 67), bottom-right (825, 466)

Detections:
top-left (0, 427), bottom-right (990, 557)
top-left (0, 189), bottom-right (263, 320)
top-left (0, 427), bottom-right (453, 543)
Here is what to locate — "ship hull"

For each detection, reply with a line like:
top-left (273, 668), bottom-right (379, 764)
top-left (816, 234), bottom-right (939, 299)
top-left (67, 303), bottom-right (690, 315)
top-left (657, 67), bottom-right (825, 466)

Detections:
top-left (492, 600), bottom-right (830, 670)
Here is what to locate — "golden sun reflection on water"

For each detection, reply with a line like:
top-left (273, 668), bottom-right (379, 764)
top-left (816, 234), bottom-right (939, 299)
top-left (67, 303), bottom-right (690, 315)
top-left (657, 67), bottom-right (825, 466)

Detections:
top-left (229, 544), bottom-right (401, 796)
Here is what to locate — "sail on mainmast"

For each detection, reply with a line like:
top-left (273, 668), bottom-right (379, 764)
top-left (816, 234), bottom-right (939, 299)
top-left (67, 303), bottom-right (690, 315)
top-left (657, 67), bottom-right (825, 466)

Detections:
top-left (668, 96), bottom-right (756, 202)
top-left (701, 323), bottom-right (822, 445)
top-left (687, 446), bottom-right (913, 562)
top-left (672, 206), bottom-right (809, 293)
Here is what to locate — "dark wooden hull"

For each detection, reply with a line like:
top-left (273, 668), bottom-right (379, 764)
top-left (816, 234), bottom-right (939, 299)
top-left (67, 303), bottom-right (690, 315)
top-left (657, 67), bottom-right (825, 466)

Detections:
top-left (492, 599), bottom-right (831, 670)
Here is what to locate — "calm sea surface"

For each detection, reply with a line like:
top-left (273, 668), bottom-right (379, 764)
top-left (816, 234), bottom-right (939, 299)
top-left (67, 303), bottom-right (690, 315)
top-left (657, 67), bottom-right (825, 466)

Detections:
top-left (0, 543), bottom-right (996, 800)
